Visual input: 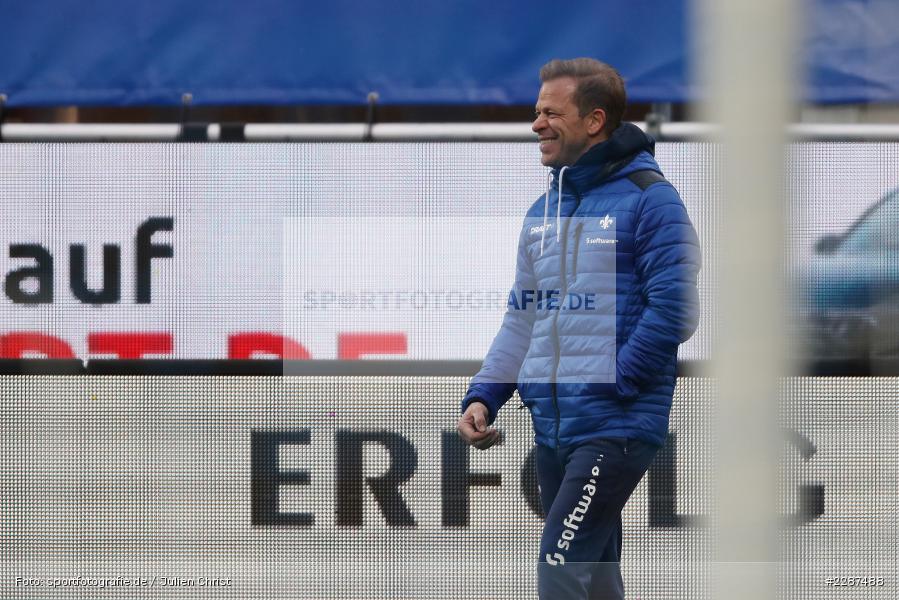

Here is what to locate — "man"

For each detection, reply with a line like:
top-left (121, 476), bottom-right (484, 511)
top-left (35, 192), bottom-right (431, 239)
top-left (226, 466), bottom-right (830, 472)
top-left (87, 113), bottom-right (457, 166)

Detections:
top-left (456, 58), bottom-right (701, 599)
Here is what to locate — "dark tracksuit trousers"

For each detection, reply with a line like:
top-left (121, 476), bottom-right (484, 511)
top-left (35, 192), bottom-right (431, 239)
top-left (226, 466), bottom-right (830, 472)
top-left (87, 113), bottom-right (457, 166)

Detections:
top-left (536, 436), bottom-right (660, 600)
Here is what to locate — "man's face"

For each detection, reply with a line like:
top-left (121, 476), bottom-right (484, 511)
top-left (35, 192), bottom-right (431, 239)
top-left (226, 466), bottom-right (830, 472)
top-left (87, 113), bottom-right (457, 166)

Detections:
top-left (532, 77), bottom-right (597, 169)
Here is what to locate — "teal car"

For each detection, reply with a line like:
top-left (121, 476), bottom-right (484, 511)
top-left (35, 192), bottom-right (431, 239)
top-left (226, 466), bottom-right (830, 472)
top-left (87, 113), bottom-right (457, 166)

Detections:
top-left (803, 187), bottom-right (899, 359)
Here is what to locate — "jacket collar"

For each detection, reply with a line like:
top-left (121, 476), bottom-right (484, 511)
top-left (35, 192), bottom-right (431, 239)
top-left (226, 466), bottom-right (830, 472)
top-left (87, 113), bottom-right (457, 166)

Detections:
top-left (549, 122), bottom-right (656, 192)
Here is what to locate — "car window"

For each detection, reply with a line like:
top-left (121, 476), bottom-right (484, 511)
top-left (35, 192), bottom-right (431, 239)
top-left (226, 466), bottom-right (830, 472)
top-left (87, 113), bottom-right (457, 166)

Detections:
top-left (842, 191), bottom-right (899, 253)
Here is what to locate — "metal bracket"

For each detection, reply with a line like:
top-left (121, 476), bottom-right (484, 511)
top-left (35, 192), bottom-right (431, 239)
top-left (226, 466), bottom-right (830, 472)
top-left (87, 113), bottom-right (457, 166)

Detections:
top-left (363, 91), bottom-right (379, 142)
top-left (0, 94), bottom-right (7, 142)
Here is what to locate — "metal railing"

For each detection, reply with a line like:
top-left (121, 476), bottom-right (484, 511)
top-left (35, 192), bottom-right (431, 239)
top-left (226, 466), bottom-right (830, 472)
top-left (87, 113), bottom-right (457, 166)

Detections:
top-left (5, 121), bottom-right (899, 142)
top-left (0, 359), bottom-right (893, 376)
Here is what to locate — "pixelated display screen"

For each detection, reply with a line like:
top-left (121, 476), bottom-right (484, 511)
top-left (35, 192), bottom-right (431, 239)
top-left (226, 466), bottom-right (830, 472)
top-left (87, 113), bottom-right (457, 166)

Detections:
top-left (2, 143), bottom-right (897, 362)
top-left (1, 143), bottom-right (898, 598)
top-left (1, 375), bottom-right (897, 598)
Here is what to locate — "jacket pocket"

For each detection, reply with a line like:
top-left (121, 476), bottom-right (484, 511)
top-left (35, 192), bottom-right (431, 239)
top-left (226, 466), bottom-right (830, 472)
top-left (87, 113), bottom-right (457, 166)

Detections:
top-left (571, 222), bottom-right (584, 278)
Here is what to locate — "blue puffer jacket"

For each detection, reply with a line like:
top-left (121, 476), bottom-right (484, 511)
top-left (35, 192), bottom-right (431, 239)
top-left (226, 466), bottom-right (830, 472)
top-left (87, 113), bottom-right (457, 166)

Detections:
top-left (462, 123), bottom-right (701, 448)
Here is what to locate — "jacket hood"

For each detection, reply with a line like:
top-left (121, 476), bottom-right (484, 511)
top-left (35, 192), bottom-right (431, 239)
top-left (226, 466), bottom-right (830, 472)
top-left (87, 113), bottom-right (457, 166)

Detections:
top-left (550, 122), bottom-right (657, 191)
top-left (539, 122), bottom-right (658, 255)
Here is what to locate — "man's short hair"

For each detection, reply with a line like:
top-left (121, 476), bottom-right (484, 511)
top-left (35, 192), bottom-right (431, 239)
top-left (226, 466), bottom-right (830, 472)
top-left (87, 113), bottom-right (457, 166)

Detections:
top-left (539, 58), bottom-right (626, 135)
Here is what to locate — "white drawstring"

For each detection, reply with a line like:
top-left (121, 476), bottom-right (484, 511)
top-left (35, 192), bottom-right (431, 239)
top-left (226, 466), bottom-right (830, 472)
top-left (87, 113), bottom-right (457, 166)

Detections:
top-left (557, 166), bottom-right (569, 244)
top-left (540, 171), bottom-right (551, 255)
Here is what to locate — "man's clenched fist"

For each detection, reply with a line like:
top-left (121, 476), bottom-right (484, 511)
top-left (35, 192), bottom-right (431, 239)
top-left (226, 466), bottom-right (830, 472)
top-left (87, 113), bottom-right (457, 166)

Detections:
top-left (456, 401), bottom-right (503, 450)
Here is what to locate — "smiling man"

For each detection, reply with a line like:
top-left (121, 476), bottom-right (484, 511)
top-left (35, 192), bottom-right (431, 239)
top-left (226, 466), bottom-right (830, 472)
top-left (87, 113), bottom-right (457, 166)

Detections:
top-left (456, 58), bottom-right (702, 599)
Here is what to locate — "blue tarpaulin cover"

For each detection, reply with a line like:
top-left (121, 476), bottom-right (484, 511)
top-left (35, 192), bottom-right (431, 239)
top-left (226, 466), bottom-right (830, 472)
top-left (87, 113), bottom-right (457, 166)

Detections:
top-left (1, 0), bottom-right (897, 106)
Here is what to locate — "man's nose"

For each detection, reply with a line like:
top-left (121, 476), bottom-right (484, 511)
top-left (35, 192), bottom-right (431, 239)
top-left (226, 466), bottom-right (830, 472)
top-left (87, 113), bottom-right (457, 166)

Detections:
top-left (532, 116), bottom-right (544, 133)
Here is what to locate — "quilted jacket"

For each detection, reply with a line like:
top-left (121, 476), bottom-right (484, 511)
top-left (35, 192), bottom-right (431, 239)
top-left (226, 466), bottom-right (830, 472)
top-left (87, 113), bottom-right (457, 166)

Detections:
top-left (462, 123), bottom-right (701, 447)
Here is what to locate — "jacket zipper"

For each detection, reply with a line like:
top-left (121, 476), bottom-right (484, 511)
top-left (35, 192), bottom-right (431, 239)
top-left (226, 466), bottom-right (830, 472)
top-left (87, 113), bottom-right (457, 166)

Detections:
top-left (550, 187), bottom-right (581, 448)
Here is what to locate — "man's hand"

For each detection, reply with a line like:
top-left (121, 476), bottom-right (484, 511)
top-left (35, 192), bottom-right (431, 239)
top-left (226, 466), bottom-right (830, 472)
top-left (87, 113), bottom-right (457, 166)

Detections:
top-left (456, 401), bottom-right (503, 450)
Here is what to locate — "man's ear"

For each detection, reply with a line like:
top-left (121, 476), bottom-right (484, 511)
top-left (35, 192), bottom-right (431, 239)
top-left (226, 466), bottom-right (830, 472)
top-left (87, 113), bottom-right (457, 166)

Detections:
top-left (587, 108), bottom-right (607, 137)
